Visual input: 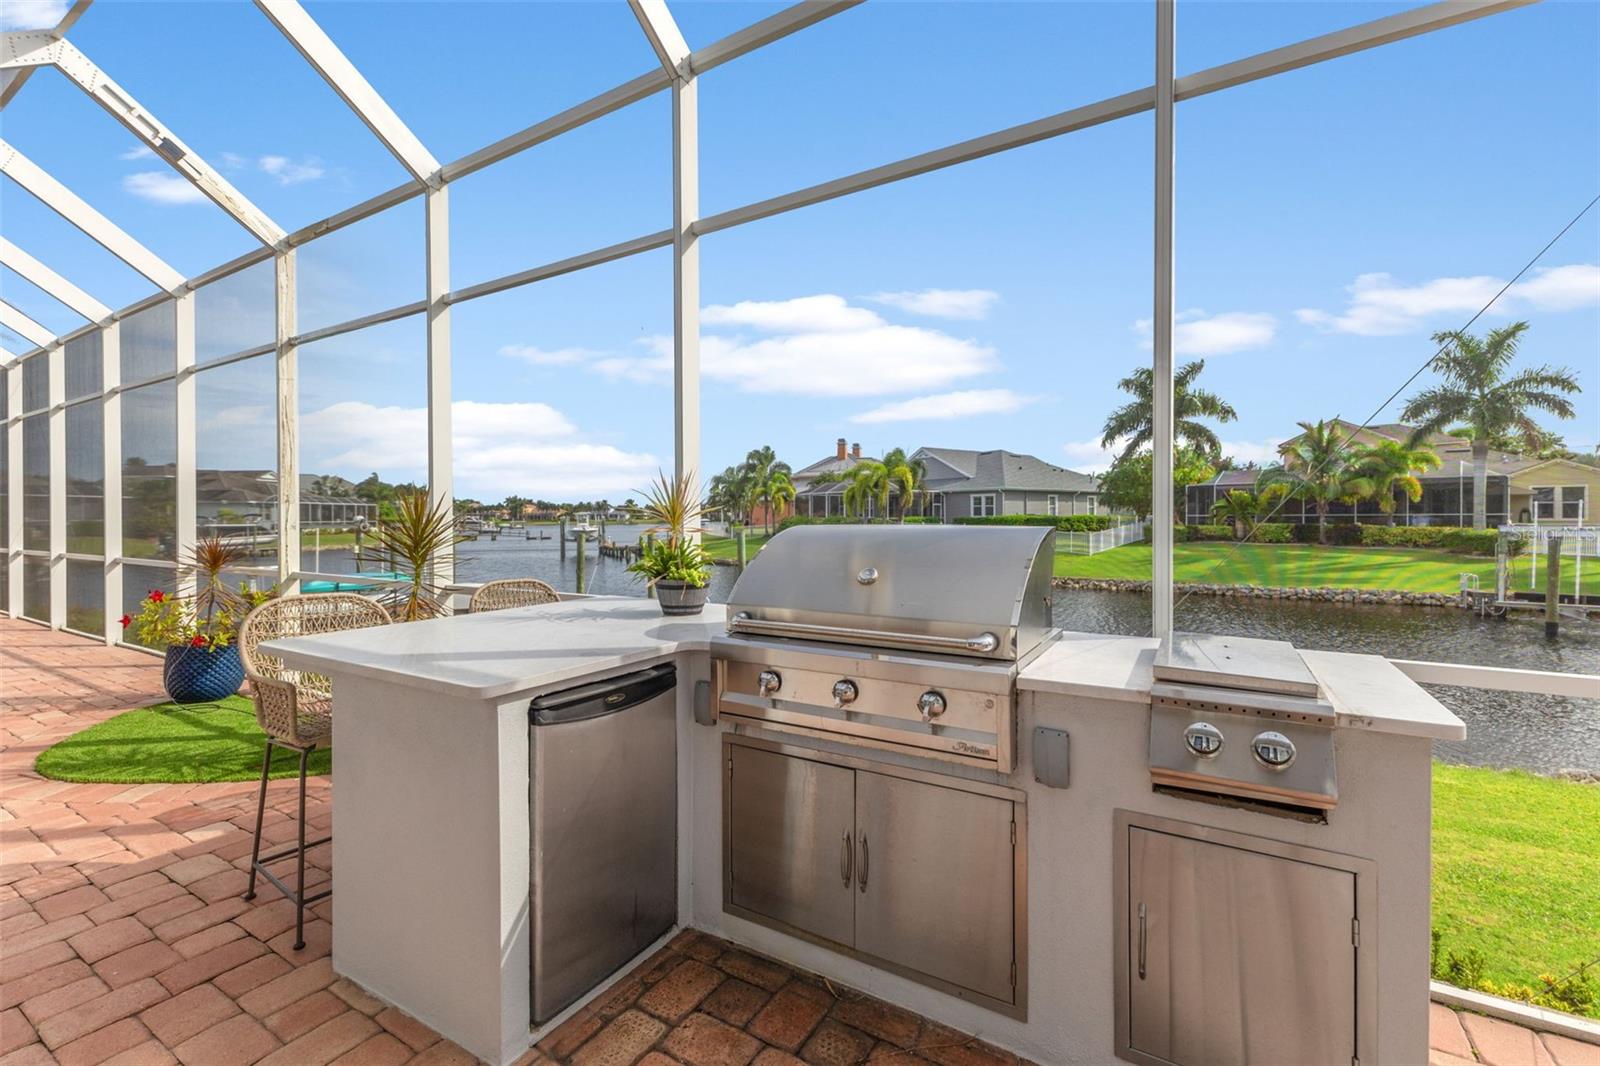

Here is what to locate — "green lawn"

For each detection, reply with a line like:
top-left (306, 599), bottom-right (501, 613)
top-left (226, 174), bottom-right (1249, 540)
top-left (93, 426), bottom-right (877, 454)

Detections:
top-left (1054, 542), bottom-right (1600, 595)
top-left (703, 531), bottom-right (774, 561)
top-left (34, 696), bottom-right (330, 784)
top-left (1432, 763), bottom-right (1600, 1015)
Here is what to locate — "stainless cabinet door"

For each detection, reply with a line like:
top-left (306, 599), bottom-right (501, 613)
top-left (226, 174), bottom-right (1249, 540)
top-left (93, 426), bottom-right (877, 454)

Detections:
top-left (727, 744), bottom-right (856, 947)
top-left (1128, 828), bottom-right (1357, 1066)
top-left (854, 770), bottom-right (1015, 1003)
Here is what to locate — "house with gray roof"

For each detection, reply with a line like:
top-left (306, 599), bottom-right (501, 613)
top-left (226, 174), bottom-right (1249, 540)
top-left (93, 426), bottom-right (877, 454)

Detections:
top-left (913, 447), bottom-right (1101, 519)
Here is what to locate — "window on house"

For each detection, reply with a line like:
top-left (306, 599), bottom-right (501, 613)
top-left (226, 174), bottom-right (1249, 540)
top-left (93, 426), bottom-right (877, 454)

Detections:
top-left (1047, 495), bottom-right (1059, 516)
top-left (1531, 487), bottom-right (1555, 520)
top-left (973, 494), bottom-right (997, 517)
top-left (1562, 486), bottom-right (1586, 521)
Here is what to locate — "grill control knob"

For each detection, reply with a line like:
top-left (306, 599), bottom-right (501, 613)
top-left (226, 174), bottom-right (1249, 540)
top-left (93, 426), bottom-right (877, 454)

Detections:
top-left (1183, 721), bottom-right (1224, 758)
top-left (832, 679), bottom-right (859, 708)
top-left (1251, 731), bottom-right (1297, 769)
top-left (756, 670), bottom-right (782, 698)
top-left (917, 691), bottom-right (947, 723)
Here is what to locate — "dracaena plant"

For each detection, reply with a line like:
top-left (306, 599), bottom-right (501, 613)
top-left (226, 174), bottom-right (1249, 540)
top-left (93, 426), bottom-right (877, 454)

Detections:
top-left (627, 469), bottom-right (711, 588)
top-left (123, 535), bottom-right (276, 649)
top-left (370, 489), bottom-right (468, 621)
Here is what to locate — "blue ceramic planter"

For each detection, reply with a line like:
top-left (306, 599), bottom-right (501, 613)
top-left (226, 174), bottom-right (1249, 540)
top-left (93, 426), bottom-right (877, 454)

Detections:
top-left (163, 643), bottom-right (245, 704)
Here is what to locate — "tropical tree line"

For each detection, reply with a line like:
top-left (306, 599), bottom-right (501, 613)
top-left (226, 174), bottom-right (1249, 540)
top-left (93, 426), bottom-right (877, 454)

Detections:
top-left (1096, 320), bottom-right (1582, 535)
top-left (812, 447), bottom-right (927, 521)
top-left (708, 446), bottom-right (796, 534)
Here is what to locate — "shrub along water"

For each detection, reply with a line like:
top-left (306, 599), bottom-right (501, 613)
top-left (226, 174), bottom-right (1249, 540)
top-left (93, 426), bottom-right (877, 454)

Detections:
top-left (1179, 522), bottom-right (1500, 554)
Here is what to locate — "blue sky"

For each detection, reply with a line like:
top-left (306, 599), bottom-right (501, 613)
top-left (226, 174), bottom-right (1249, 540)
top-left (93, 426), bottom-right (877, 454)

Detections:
top-left (2, 0), bottom-right (1597, 503)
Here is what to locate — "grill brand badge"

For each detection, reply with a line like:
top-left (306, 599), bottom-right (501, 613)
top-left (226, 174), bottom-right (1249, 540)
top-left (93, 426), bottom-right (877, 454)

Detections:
top-left (857, 567), bottom-right (878, 585)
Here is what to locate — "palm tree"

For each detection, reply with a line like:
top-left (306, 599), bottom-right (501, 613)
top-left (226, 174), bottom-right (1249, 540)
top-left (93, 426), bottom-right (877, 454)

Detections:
top-left (1210, 488), bottom-right (1283, 541)
top-left (1400, 322), bottom-right (1580, 529)
top-left (881, 447), bottom-right (925, 520)
top-left (836, 462), bottom-right (890, 519)
top-left (742, 446), bottom-right (793, 533)
top-left (1351, 433), bottom-right (1441, 525)
top-left (759, 470), bottom-right (796, 531)
top-left (1258, 420), bottom-right (1368, 545)
top-left (1100, 359), bottom-right (1238, 463)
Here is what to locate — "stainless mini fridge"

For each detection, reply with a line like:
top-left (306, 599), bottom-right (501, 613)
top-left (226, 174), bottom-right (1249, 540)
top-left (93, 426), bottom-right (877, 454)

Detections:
top-left (530, 663), bottom-right (678, 1024)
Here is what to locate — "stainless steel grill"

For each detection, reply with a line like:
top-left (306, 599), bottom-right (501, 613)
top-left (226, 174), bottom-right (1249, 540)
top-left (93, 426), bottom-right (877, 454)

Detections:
top-left (711, 525), bottom-right (1057, 772)
top-left (1148, 633), bottom-right (1339, 812)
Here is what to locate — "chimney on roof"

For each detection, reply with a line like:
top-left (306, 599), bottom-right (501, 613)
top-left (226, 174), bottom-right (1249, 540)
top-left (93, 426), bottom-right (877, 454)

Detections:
top-left (852, 442), bottom-right (861, 459)
top-left (836, 438), bottom-right (848, 460)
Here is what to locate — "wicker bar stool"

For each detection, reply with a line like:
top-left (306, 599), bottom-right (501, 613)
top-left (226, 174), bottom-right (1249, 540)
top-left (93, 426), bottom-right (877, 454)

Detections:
top-left (468, 577), bottom-right (560, 613)
top-left (238, 593), bottom-right (392, 949)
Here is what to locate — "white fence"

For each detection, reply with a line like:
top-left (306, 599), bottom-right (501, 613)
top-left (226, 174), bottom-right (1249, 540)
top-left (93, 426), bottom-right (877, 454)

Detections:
top-left (1056, 520), bottom-right (1149, 556)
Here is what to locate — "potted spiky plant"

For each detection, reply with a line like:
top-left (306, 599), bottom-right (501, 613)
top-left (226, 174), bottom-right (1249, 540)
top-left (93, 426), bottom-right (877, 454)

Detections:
top-left (124, 536), bottom-right (275, 703)
top-left (628, 470), bottom-right (711, 616)
top-left (370, 489), bottom-right (468, 621)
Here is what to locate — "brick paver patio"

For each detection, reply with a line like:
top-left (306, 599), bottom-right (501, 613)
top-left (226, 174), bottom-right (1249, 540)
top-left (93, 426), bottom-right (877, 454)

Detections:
top-left (3, 618), bottom-right (1593, 1066)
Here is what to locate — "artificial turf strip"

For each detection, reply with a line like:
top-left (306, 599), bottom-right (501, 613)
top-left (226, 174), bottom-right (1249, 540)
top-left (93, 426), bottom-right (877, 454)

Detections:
top-left (33, 695), bottom-right (332, 784)
top-left (1431, 762), bottom-right (1600, 1016)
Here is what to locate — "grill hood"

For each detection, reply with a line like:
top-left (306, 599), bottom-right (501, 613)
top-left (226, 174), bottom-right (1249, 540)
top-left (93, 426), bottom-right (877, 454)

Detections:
top-left (724, 525), bottom-right (1057, 662)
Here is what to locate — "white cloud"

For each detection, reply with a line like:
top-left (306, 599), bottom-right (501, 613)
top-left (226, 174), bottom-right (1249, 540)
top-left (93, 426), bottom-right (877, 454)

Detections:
top-left (0, 0), bottom-right (67, 30)
top-left (499, 344), bottom-right (597, 367)
top-left (122, 171), bottom-right (207, 205)
top-left (258, 155), bottom-right (325, 185)
top-left (201, 405), bottom-right (271, 431)
top-left (1296, 263), bottom-right (1600, 335)
top-left (119, 145), bottom-right (155, 161)
top-left (702, 294), bottom-right (883, 333)
top-left (850, 389), bottom-right (1037, 424)
top-left (1061, 437), bottom-right (1126, 475)
top-left (592, 294), bottom-right (999, 397)
top-left (866, 289), bottom-right (1000, 320)
top-left (299, 400), bottom-right (657, 500)
top-left (220, 152), bottom-right (249, 170)
top-left (1133, 309), bottom-right (1277, 355)
top-left (1218, 438), bottom-right (1283, 467)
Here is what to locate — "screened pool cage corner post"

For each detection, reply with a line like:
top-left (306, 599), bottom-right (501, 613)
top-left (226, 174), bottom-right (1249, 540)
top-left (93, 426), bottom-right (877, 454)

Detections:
top-left (1151, 0), bottom-right (1176, 644)
top-left (47, 343), bottom-right (66, 628)
top-left (175, 290), bottom-right (197, 600)
top-left (276, 250), bottom-right (301, 594)
top-left (4, 366), bottom-right (19, 614)
top-left (102, 320), bottom-right (122, 648)
top-left (672, 69), bottom-right (701, 537)
top-left (426, 185), bottom-right (454, 584)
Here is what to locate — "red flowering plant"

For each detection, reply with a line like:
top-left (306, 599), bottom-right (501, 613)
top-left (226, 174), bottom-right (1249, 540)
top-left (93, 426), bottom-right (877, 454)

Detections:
top-left (125, 537), bottom-right (275, 651)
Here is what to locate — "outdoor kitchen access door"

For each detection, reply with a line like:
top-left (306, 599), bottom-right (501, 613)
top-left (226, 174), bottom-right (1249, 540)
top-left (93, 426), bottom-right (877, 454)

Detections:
top-left (723, 736), bottom-right (1026, 1017)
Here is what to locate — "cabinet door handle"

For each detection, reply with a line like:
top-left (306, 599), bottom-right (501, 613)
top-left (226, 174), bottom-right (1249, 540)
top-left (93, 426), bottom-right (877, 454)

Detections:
top-left (1137, 902), bottom-right (1147, 980)
top-left (841, 831), bottom-right (854, 887)
top-left (858, 834), bottom-right (869, 892)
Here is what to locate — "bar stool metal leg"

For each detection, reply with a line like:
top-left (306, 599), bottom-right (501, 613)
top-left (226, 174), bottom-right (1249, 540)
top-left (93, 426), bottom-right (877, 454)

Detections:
top-left (243, 741), bottom-right (273, 902)
top-left (295, 746), bottom-right (309, 950)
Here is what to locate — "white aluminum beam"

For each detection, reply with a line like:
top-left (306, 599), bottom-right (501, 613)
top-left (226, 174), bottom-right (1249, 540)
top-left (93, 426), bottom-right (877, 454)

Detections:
top-left (0, 237), bottom-right (111, 322)
top-left (2, 39), bottom-right (286, 245)
top-left (0, 346), bottom-right (17, 365)
top-left (0, 301), bottom-right (55, 349)
top-left (275, 251), bottom-right (300, 591)
top-left (174, 291), bottom-right (196, 596)
top-left (102, 319), bottom-right (122, 645)
top-left (1151, 0), bottom-right (1175, 644)
top-left (443, 230), bottom-right (672, 306)
top-left (628, 0), bottom-right (692, 78)
top-left (254, 0), bottom-right (441, 185)
top-left (4, 367), bottom-right (20, 612)
top-left (0, 0), bottom-right (91, 108)
top-left (0, 140), bottom-right (185, 292)
top-left (425, 187), bottom-right (452, 581)
top-left (1390, 660), bottom-right (1600, 700)
top-left (47, 342), bottom-right (64, 627)
top-left (673, 74), bottom-right (700, 510)
top-left (688, 0), bottom-right (864, 75)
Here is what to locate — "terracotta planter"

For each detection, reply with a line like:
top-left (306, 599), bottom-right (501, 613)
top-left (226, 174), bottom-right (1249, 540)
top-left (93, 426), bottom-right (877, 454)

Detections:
top-left (655, 579), bottom-right (708, 616)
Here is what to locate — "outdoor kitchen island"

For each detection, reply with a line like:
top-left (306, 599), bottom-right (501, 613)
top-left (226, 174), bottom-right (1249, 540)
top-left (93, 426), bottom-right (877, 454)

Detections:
top-left (263, 537), bottom-right (1464, 1066)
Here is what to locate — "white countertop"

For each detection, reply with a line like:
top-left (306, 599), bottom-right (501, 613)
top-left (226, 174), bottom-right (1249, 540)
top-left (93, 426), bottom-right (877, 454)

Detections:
top-left (264, 599), bottom-right (1465, 739)
top-left (262, 597), bottom-right (727, 701)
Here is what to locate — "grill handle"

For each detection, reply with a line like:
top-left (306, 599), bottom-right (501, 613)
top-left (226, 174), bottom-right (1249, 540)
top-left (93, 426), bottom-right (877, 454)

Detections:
top-left (729, 613), bottom-right (1000, 655)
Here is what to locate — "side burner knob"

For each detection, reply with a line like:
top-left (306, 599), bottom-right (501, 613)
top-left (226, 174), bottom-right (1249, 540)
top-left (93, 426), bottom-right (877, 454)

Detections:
top-left (917, 691), bottom-right (947, 723)
top-left (1183, 721), bottom-right (1224, 758)
top-left (757, 670), bottom-right (782, 698)
top-left (832, 679), bottom-right (859, 708)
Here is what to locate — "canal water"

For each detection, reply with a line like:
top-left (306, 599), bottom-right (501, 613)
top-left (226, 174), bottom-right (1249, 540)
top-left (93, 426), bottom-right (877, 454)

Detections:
top-left (308, 531), bottom-right (1600, 775)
